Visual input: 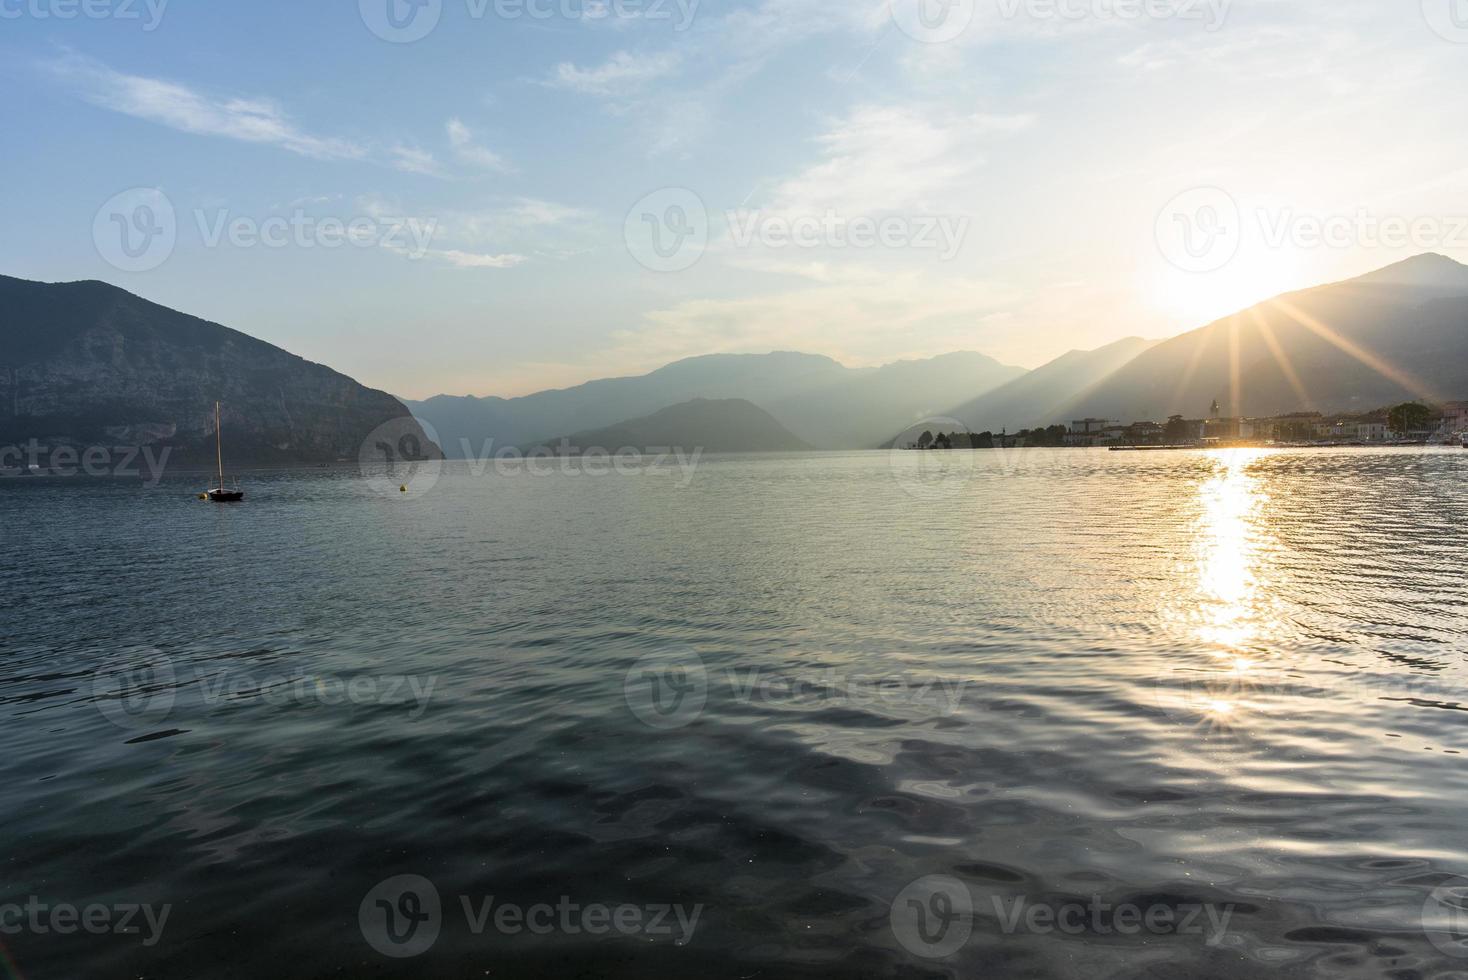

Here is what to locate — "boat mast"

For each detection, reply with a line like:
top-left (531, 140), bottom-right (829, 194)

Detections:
top-left (216, 401), bottom-right (224, 490)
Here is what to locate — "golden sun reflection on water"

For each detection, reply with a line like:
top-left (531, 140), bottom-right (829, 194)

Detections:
top-left (1194, 448), bottom-right (1272, 652)
top-left (1157, 449), bottom-right (1290, 735)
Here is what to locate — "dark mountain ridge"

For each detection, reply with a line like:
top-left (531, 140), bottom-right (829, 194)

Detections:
top-left (0, 275), bottom-right (437, 464)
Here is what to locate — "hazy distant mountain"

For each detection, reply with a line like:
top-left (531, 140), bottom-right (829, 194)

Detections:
top-left (766, 351), bottom-right (1026, 448)
top-left (0, 275), bottom-right (438, 464)
top-left (1063, 254), bottom-right (1468, 422)
top-left (525, 398), bottom-right (811, 454)
top-left (947, 337), bottom-right (1159, 432)
top-left (410, 350), bottom-right (1025, 454)
top-left (411, 352), bottom-right (844, 456)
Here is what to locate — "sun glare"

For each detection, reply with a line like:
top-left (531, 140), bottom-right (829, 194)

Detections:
top-left (1153, 248), bottom-right (1305, 329)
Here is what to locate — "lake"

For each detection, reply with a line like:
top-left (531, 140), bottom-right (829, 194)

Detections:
top-left (3, 447), bottom-right (1467, 978)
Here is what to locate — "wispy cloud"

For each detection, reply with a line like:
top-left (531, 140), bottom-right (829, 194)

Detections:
top-left (390, 144), bottom-right (444, 177)
top-left (360, 193), bottom-right (588, 271)
top-left (762, 104), bottom-right (1034, 217)
top-left (546, 51), bottom-right (682, 96)
top-left (45, 53), bottom-right (365, 160)
top-left (446, 118), bottom-right (508, 171)
top-left (432, 249), bottom-right (529, 269)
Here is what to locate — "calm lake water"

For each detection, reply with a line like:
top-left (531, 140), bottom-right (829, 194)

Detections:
top-left (3, 447), bottom-right (1468, 978)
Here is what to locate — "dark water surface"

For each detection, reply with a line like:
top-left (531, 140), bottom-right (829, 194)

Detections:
top-left (4, 448), bottom-right (1468, 978)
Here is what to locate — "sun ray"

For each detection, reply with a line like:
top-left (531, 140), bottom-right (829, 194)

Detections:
top-left (1249, 306), bottom-right (1313, 411)
top-left (1229, 316), bottom-right (1241, 417)
top-left (1170, 328), bottom-right (1214, 416)
top-left (1267, 297), bottom-right (1442, 404)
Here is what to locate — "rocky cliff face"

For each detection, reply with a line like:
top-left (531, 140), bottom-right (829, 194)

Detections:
top-left (0, 275), bottom-right (440, 465)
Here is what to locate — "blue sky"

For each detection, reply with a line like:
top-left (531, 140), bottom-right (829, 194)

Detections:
top-left (4, 0), bottom-right (1467, 398)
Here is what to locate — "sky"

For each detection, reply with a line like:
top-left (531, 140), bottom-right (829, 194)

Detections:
top-left (3, 0), bottom-right (1467, 399)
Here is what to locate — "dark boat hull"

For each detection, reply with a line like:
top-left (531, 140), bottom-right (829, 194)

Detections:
top-left (207, 490), bottom-right (245, 502)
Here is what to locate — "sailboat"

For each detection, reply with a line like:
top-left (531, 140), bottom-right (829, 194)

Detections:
top-left (206, 401), bottom-right (244, 502)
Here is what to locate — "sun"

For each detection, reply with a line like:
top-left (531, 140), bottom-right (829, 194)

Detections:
top-left (1152, 246), bottom-right (1307, 331)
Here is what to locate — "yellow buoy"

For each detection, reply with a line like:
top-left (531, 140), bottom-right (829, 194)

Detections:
top-left (198, 493), bottom-right (208, 500)
top-left (400, 485), bottom-right (407, 493)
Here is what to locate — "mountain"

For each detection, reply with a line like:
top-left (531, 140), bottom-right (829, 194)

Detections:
top-left (410, 350), bottom-right (1025, 454)
top-left (0, 275), bottom-right (438, 464)
top-left (1061, 254), bottom-right (1468, 422)
top-left (765, 351), bottom-right (1026, 448)
top-left (947, 337), bottom-right (1159, 433)
top-left (524, 398), bottom-right (811, 454)
top-left (411, 352), bottom-right (845, 456)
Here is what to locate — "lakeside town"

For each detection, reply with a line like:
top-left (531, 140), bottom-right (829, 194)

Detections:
top-left (909, 400), bottom-right (1468, 451)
